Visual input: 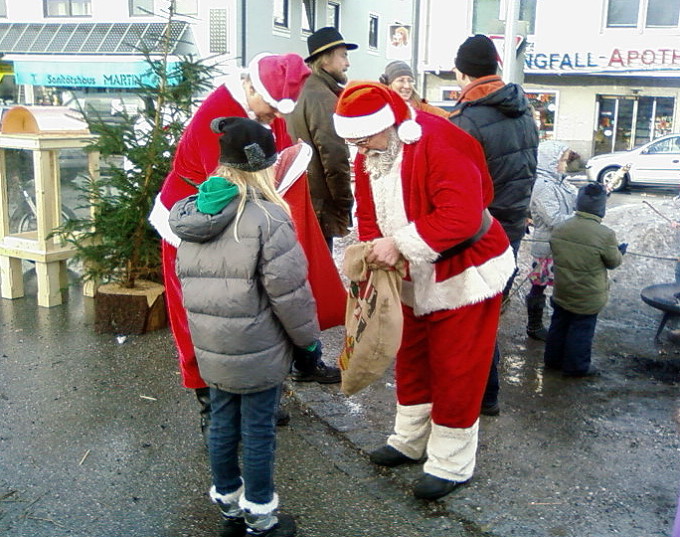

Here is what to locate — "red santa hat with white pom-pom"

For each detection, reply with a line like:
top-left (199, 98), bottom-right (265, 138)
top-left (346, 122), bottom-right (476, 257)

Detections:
top-left (248, 53), bottom-right (311, 115)
top-left (333, 82), bottom-right (422, 144)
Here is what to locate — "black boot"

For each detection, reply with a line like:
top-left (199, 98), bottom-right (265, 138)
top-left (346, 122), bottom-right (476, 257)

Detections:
top-left (290, 343), bottom-right (340, 384)
top-left (195, 387), bottom-right (211, 449)
top-left (526, 294), bottom-right (548, 341)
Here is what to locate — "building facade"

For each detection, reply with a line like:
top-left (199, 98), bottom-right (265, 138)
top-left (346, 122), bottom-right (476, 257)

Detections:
top-left (419, 0), bottom-right (680, 160)
top-left (0, 0), bottom-right (415, 113)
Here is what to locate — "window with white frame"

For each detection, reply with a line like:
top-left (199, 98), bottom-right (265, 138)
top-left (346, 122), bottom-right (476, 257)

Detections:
top-left (606, 0), bottom-right (680, 28)
top-left (44, 0), bottom-right (91, 17)
top-left (130, 0), bottom-right (153, 16)
top-left (327, 2), bottom-right (340, 29)
top-left (472, 0), bottom-right (537, 35)
top-left (0, 0), bottom-right (6, 17)
top-left (174, 0), bottom-right (198, 16)
top-left (274, 0), bottom-right (289, 29)
top-left (302, 0), bottom-right (315, 33)
top-left (368, 14), bottom-right (379, 49)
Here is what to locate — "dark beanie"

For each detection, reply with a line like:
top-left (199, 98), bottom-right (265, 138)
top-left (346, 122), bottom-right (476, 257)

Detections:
top-left (576, 182), bottom-right (607, 218)
top-left (455, 34), bottom-right (498, 78)
top-left (379, 60), bottom-right (414, 86)
top-left (210, 116), bottom-right (277, 172)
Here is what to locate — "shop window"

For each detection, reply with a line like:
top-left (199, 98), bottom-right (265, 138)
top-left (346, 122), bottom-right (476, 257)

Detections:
top-left (595, 95), bottom-right (675, 155)
top-left (130, 0), bottom-right (153, 16)
top-left (302, 0), bottom-right (315, 33)
top-left (606, 0), bottom-right (679, 28)
top-left (368, 14), bottom-right (379, 49)
top-left (441, 86), bottom-right (462, 103)
top-left (44, 0), bottom-right (91, 17)
top-left (525, 91), bottom-right (557, 140)
top-left (472, 0), bottom-right (536, 35)
top-left (327, 2), bottom-right (340, 29)
top-left (274, 0), bottom-right (289, 29)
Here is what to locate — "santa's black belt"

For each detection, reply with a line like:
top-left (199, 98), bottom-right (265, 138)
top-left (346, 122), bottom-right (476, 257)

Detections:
top-left (436, 209), bottom-right (492, 262)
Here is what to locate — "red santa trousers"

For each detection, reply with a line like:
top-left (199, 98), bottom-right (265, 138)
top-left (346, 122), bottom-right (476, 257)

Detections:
top-left (395, 294), bottom-right (502, 429)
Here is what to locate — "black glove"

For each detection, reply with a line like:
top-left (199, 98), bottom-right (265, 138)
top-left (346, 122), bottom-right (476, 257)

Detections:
top-left (618, 243), bottom-right (628, 255)
top-left (292, 340), bottom-right (322, 374)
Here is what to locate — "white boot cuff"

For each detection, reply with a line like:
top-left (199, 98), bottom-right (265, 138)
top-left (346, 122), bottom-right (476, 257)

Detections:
top-left (209, 483), bottom-right (244, 504)
top-left (240, 492), bottom-right (279, 514)
top-left (387, 402), bottom-right (432, 460)
top-left (423, 420), bottom-right (479, 482)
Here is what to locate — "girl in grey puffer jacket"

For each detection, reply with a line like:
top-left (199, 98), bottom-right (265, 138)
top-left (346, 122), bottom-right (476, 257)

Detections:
top-left (169, 117), bottom-right (319, 537)
top-left (525, 141), bottom-right (578, 340)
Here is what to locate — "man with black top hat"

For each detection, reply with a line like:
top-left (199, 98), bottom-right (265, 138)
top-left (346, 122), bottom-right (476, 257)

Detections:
top-left (450, 34), bottom-right (539, 417)
top-left (286, 27), bottom-right (358, 259)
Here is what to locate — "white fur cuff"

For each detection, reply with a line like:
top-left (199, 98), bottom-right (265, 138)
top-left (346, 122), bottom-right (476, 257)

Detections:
top-left (392, 222), bottom-right (439, 264)
top-left (148, 194), bottom-right (181, 247)
top-left (424, 420), bottom-right (479, 482)
top-left (387, 403), bottom-right (432, 460)
top-left (240, 492), bottom-right (279, 514)
top-left (210, 483), bottom-right (244, 504)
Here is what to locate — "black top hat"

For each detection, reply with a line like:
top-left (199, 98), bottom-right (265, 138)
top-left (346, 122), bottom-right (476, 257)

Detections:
top-left (305, 27), bottom-right (358, 63)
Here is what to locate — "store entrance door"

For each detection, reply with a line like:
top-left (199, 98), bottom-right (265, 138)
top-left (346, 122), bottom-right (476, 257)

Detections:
top-left (594, 95), bottom-right (675, 155)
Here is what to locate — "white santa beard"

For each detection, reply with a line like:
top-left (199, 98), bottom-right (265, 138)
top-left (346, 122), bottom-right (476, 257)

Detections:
top-left (368, 148), bottom-right (408, 238)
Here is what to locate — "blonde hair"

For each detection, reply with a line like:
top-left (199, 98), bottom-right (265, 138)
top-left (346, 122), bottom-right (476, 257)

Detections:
top-left (212, 164), bottom-right (290, 240)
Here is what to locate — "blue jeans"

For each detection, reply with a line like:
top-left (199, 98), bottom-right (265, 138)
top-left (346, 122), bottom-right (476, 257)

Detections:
top-left (209, 385), bottom-right (281, 505)
top-left (544, 301), bottom-right (598, 375)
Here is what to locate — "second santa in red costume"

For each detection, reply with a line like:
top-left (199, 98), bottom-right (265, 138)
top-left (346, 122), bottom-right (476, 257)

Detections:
top-left (149, 53), bottom-right (345, 434)
top-left (333, 83), bottom-right (515, 500)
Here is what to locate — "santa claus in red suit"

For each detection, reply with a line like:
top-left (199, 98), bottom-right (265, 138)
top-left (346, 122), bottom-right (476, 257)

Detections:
top-left (149, 53), bottom-right (345, 438)
top-left (333, 83), bottom-right (515, 500)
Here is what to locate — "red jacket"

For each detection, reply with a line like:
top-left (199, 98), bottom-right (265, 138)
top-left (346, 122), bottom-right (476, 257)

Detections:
top-left (354, 112), bottom-right (514, 315)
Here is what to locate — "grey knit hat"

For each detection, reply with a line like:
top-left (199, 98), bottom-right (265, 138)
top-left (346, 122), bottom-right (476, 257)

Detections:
top-left (576, 182), bottom-right (607, 218)
top-left (379, 60), bottom-right (414, 86)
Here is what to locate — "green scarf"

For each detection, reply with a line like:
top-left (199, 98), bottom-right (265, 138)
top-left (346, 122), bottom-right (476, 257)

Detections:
top-left (196, 176), bottom-right (239, 215)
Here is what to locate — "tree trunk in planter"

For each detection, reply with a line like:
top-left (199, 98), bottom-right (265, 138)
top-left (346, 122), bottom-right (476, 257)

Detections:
top-left (94, 280), bottom-right (167, 335)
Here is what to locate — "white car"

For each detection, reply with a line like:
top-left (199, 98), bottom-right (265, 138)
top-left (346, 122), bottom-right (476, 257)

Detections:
top-left (585, 133), bottom-right (680, 191)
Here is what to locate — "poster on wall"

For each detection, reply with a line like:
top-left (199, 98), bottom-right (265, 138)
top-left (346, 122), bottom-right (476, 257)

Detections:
top-left (387, 24), bottom-right (412, 61)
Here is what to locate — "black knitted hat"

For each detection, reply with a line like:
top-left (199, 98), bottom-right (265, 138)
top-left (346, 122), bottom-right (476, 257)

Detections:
top-left (210, 117), bottom-right (277, 172)
top-left (455, 34), bottom-right (498, 78)
top-left (576, 182), bottom-right (607, 218)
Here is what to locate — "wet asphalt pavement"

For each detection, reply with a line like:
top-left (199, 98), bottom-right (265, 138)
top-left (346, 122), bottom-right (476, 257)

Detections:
top-left (2, 190), bottom-right (680, 537)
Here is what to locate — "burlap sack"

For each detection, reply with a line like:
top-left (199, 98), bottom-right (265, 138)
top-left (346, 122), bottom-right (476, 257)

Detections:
top-left (338, 242), bottom-right (405, 396)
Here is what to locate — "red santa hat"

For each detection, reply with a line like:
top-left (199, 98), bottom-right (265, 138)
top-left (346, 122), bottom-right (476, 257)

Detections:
top-left (333, 82), bottom-right (422, 144)
top-left (248, 53), bottom-right (311, 115)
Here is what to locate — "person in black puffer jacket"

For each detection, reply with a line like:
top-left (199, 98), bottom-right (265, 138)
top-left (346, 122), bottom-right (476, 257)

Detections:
top-left (450, 34), bottom-right (539, 417)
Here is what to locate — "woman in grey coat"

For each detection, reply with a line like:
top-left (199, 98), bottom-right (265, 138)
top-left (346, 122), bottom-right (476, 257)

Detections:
top-left (169, 117), bottom-right (319, 537)
top-left (526, 140), bottom-right (578, 340)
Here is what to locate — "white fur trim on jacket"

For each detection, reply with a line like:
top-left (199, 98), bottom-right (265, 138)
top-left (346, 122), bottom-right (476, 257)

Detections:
top-left (149, 194), bottom-right (181, 247)
top-left (276, 143), bottom-right (312, 196)
top-left (423, 420), bottom-right (479, 482)
top-left (333, 104), bottom-right (395, 140)
top-left (387, 402), bottom-right (432, 460)
top-left (239, 492), bottom-right (279, 514)
top-left (392, 222), bottom-right (440, 264)
top-left (402, 246), bottom-right (516, 316)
